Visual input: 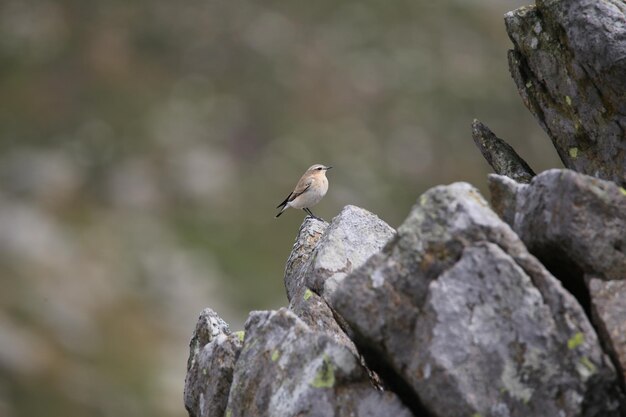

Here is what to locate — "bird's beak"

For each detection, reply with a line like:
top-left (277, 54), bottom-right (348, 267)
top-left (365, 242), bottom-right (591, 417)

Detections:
top-left (325, 166), bottom-right (333, 170)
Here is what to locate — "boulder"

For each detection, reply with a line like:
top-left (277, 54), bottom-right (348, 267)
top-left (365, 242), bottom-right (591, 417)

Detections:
top-left (497, 169), bottom-right (625, 282)
top-left (505, 0), bottom-right (626, 186)
top-left (330, 183), bottom-right (624, 417)
top-left (288, 205), bottom-right (395, 302)
top-left (223, 308), bottom-right (412, 417)
top-left (489, 169), bottom-right (626, 389)
top-left (184, 309), bottom-right (242, 417)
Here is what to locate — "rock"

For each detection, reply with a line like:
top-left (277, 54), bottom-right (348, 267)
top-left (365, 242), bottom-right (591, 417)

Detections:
top-left (488, 173), bottom-right (525, 226)
top-left (284, 211), bottom-right (387, 387)
top-left (589, 278), bottom-right (626, 385)
top-left (488, 169), bottom-right (625, 321)
top-left (505, 0), bottom-right (626, 186)
top-left (185, 308), bottom-right (231, 372)
top-left (294, 205), bottom-right (395, 301)
top-left (184, 309), bottom-right (242, 417)
top-left (471, 119), bottom-right (536, 183)
top-left (511, 169), bottom-right (625, 282)
top-left (284, 217), bottom-right (328, 302)
top-left (223, 308), bottom-right (412, 417)
top-left (490, 169), bottom-right (626, 389)
top-left (288, 285), bottom-right (359, 358)
top-left (330, 183), bottom-right (624, 417)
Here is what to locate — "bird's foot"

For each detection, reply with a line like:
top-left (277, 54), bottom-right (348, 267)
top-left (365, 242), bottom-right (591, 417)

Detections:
top-left (306, 214), bottom-right (324, 222)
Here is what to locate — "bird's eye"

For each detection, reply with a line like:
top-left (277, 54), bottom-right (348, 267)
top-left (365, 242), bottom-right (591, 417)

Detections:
top-left (317, 167), bottom-right (323, 170)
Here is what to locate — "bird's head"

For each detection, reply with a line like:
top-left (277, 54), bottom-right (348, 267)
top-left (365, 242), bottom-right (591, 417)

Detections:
top-left (307, 164), bottom-right (332, 177)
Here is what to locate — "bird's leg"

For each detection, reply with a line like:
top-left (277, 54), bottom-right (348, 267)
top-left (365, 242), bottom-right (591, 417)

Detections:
top-left (304, 208), bottom-right (323, 221)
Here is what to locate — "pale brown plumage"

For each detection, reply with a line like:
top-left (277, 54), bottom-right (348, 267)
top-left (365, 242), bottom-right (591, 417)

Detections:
top-left (276, 164), bottom-right (332, 219)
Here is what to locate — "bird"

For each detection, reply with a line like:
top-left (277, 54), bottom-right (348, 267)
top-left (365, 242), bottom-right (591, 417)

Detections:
top-left (275, 164), bottom-right (332, 220)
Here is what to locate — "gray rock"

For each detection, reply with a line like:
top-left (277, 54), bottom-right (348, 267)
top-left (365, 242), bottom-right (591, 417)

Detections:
top-left (223, 308), bottom-right (412, 417)
top-left (300, 205), bottom-right (395, 301)
top-left (490, 169), bottom-right (626, 390)
top-left (471, 119), bottom-right (535, 183)
top-left (185, 308), bottom-right (231, 372)
top-left (184, 309), bottom-right (242, 417)
top-left (284, 217), bottom-right (328, 302)
top-left (513, 169), bottom-right (626, 282)
top-left (288, 284), bottom-right (359, 358)
top-left (589, 278), bottom-right (626, 385)
top-left (283, 211), bottom-right (385, 385)
top-left (331, 182), bottom-right (624, 417)
top-left (505, 0), bottom-right (626, 186)
top-left (488, 173), bottom-right (525, 226)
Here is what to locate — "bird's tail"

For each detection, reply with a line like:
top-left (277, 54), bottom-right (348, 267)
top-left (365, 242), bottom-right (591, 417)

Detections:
top-left (275, 206), bottom-right (287, 218)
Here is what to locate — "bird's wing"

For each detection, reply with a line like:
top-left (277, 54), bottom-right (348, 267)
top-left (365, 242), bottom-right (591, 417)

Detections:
top-left (276, 178), bottom-right (312, 208)
top-left (290, 178), bottom-right (313, 201)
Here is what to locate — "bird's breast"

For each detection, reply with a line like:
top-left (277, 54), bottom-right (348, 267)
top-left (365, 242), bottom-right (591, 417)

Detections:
top-left (319, 176), bottom-right (329, 195)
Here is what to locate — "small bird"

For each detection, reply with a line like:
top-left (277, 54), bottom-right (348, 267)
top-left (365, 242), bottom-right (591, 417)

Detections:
top-left (276, 164), bottom-right (332, 220)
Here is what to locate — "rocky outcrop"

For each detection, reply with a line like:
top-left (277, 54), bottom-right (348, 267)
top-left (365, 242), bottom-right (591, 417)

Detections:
top-left (223, 309), bottom-right (411, 417)
top-left (285, 205), bottom-right (395, 302)
top-left (184, 209), bottom-right (410, 417)
top-left (282, 206), bottom-right (395, 360)
top-left (489, 170), bottom-right (626, 390)
top-left (185, 0), bottom-right (626, 415)
top-left (184, 180), bottom-right (625, 417)
top-left (331, 183), bottom-right (623, 417)
top-left (505, 0), bottom-right (626, 186)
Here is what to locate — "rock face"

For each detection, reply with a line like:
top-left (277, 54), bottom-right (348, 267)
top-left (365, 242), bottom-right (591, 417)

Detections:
top-left (224, 309), bottom-right (411, 417)
top-left (489, 169), bottom-right (626, 393)
top-left (330, 183), bottom-right (623, 417)
top-left (489, 169), bottom-right (626, 282)
top-left (505, 0), bottom-right (626, 186)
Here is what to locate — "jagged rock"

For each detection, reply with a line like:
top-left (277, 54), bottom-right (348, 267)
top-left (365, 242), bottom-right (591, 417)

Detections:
top-left (283, 212), bottom-right (364, 357)
top-left (506, 169), bottom-right (625, 281)
top-left (471, 119), bottom-right (536, 183)
top-left (331, 183), bottom-right (624, 417)
top-left (487, 173), bottom-right (525, 226)
top-left (589, 278), bottom-right (626, 385)
top-left (284, 211), bottom-right (386, 387)
top-left (223, 308), bottom-right (412, 417)
top-left (490, 169), bottom-right (626, 388)
top-left (288, 285), bottom-right (359, 357)
top-left (284, 217), bottom-right (328, 301)
top-left (184, 309), bottom-right (242, 417)
top-left (289, 205), bottom-right (395, 302)
top-left (505, 0), bottom-right (626, 186)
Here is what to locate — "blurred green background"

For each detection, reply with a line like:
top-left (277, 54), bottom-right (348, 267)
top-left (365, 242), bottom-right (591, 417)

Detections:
top-left (0, 0), bottom-right (562, 416)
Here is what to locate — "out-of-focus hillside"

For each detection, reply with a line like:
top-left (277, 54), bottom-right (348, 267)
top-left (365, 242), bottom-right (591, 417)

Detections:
top-left (0, 1), bottom-right (561, 416)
